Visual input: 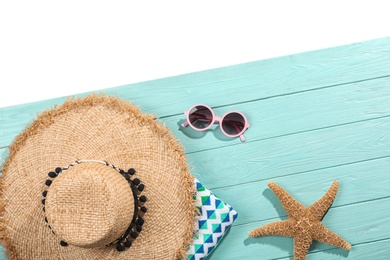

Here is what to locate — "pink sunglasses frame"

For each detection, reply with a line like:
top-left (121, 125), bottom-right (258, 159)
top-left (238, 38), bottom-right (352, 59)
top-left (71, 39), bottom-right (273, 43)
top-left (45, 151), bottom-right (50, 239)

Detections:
top-left (182, 104), bottom-right (250, 142)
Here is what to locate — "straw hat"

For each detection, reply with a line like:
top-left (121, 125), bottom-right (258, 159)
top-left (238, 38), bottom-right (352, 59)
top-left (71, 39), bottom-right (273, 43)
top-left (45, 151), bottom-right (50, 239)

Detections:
top-left (0, 94), bottom-right (195, 260)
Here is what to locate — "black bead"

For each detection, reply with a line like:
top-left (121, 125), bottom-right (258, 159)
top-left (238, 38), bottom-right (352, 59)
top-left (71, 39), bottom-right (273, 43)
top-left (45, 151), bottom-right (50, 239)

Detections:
top-left (132, 178), bottom-right (140, 186)
top-left (137, 217), bottom-right (144, 226)
top-left (124, 239), bottom-right (131, 248)
top-left (127, 168), bottom-right (135, 175)
top-left (44, 217), bottom-right (48, 223)
top-left (42, 190), bottom-right (47, 197)
top-left (140, 206), bottom-right (147, 213)
top-left (45, 180), bottom-right (52, 186)
top-left (139, 195), bottom-right (147, 203)
top-left (48, 225), bottom-right (52, 229)
top-left (137, 184), bottom-right (145, 191)
top-left (116, 243), bottom-right (124, 251)
top-left (41, 199), bottom-right (45, 205)
top-left (55, 167), bottom-right (62, 174)
top-left (136, 225), bottom-right (142, 232)
top-left (42, 207), bottom-right (45, 212)
top-left (60, 240), bottom-right (68, 246)
top-left (48, 171), bottom-right (57, 178)
top-left (130, 232), bottom-right (138, 239)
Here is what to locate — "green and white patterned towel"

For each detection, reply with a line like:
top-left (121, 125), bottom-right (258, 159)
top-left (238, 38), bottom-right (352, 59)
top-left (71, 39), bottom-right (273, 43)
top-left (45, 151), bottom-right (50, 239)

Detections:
top-left (186, 179), bottom-right (238, 260)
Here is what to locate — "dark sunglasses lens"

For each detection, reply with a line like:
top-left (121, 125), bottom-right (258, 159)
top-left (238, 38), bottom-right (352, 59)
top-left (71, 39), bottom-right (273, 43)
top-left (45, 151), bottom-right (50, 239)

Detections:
top-left (188, 106), bottom-right (213, 129)
top-left (222, 112), bottom-right (246, 136)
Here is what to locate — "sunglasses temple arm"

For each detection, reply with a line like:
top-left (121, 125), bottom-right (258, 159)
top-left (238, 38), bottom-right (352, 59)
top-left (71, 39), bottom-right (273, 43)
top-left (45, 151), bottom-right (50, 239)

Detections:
top-left (181, 121), bottom-right (189, 127)
top-left (227, 120), bottom-right (246, 142)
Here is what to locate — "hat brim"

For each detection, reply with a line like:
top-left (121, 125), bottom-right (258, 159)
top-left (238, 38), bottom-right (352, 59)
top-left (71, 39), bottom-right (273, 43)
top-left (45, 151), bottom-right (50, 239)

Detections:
top-left (0, 95), bottom-right (195, 259)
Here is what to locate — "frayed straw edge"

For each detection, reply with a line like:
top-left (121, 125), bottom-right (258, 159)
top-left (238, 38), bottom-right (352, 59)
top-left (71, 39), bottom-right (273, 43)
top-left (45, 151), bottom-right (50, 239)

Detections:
top-left (0, 176), bottom-right (18, 260)
top-left (1, 93), bottom-right (196, 259)
top-left (152, 120), bottom-right (196, 260)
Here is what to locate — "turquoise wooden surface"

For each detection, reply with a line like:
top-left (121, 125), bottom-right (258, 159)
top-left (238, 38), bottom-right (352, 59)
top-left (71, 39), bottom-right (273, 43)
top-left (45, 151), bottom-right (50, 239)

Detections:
top-left (1, 37), bottom-right (390, 259)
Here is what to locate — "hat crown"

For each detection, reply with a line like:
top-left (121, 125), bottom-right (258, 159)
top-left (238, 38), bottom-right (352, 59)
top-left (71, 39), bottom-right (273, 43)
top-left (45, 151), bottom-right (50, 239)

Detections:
top-left (45, 162), bottom-right (134, 248)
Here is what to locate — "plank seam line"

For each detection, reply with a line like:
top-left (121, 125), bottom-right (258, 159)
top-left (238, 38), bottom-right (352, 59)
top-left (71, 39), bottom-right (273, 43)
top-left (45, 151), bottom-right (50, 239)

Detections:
top-left (158, 74), bottom-right (390, 119)
top-left (212, 74), bottom-right (390, 110)
top-left (233, 195), bottom-right (390, 228)
top-left (3, 112), bottom-right (390, 157)
top-left (185, 113), bottom-right (390, 156)
top-left (5, 110), bottom-right (390, 155)
top-left (346, 237), bottom-right (390, 248)
top-left (331, 195), bottom-right (390, 210)
top-left (2, 74), bottom-right (390, 120)
top-left (5, 143), bottom-right (389, 187)
top-left (211, 154), bottom-right (390, 190)
top-left (272, 237), bottom-right (390, 260)
top-left (6, 110), bottom-right (388, 157)
top-left (305, 237), bottom-right (390, 259)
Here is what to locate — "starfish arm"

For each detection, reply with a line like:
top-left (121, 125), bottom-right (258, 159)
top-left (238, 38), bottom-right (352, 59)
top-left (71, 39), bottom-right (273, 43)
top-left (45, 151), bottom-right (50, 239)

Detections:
top-left (308, 180), bottom-right (339, 221)
top-left (268, 182), bottom-right (306, 219)
top-left (294, 233), bottom-right (313, 260)
top-left (311, 223), bottom-right (351, 251)
top-left (249, 219), bottom-right (295, 237)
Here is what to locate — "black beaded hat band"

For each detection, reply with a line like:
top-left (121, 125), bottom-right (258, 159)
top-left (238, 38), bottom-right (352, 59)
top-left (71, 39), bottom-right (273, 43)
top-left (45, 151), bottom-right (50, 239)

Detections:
top-left (41, 159), bottom-right (147, 252)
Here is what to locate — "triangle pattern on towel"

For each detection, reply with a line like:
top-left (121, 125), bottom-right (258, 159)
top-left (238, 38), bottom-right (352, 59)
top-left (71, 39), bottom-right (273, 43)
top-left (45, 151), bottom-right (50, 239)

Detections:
top-left (186, 179), bottom-right (238, 260)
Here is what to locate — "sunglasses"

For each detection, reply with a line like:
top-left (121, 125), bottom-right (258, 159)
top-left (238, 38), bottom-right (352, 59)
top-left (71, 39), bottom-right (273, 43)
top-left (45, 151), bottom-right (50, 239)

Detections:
top-left (182, 104), bottom-right (250, 142)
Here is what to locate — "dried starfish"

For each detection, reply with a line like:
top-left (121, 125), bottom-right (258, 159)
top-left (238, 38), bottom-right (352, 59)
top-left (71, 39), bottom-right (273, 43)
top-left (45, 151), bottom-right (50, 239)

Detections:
top-left (249, 181), bottom-right (351, 260)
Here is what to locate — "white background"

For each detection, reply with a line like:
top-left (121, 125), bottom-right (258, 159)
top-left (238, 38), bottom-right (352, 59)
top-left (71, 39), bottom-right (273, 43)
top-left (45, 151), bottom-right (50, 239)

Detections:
top-left (1, 1), bottom-right (389, 108)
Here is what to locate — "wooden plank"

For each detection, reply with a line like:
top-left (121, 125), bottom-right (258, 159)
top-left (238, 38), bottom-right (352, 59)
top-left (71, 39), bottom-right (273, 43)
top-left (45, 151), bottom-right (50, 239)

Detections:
top-left (187, 116), bottom-right (390, 189)
top-left (3, 74), bottom-right (390, 153)
top-left (304, 239), bottom-right (390, 260)
top-left (211, 156), bottom-right (390, 226)
top-left (1, 38), bottom-right (390, 148)
top-left (208, 198), bottom-right (390, 259)
top-left (274, 238), bottom-right (390, 260)
top-left (2, 113), bottom-right (390, 190)
top-left (166, 76), bottom-right (390, 153)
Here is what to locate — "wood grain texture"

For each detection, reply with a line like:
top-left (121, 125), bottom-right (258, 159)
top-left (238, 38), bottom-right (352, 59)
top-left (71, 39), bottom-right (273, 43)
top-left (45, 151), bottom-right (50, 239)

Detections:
top-left (188, 116), bottom-right (390, 189)
top-left (168, 76), bottom-right (390, 154)
top-left (1, 37), bottom-right (390, 259)
top-left (211, 156), bottom-right (390, 226)
top-left (209, 198), bottom-right (390, 259)
top-left (2, 38), bottom-right (390, 148)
